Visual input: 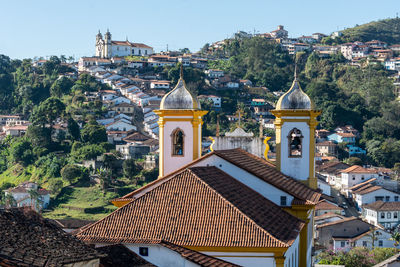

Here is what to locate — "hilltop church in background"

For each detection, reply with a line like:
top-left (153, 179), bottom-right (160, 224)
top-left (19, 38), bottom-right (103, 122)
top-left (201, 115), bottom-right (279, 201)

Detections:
top-left (95, 29), bottom-right (154, 58)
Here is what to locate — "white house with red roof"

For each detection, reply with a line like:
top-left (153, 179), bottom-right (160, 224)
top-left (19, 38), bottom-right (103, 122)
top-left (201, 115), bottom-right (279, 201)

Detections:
top-left (340, 165), bottom-right (378, 196)
top-left (4, 182), bottom-right (50, 211)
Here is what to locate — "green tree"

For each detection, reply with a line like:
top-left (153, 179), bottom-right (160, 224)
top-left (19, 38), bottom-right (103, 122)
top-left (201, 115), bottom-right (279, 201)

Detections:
top-left (61, 164), bottom-right (83, 184)
top-left (9, 139), bottom-right (34, 166)
top-left (123, 158), bottom-right (140, 182)
top-left (81, 122), bottom-right (107, 144)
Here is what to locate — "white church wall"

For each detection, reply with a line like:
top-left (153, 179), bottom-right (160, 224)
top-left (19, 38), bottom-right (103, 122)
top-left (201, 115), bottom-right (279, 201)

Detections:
top-left (284, 234), bottom-right (299, 267)
top-left (204, 251), bottom-right (275, 267)
top-left (280, 121), bottom-right (310, 182)
top-left (163, 120), bottom-right (194, 176)
top-left (195, 154), bottom-right (294, 206)
top-left (125, 244), bottom-right (199, 267)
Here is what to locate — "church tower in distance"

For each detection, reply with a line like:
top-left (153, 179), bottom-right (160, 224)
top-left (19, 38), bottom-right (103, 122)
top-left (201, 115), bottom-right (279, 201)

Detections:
top-left (271, 73), bottom-right (321, 189)
top-left (154, 67), bottom-right (207, 177)
top-left (104, 29), bottom-right (112, 59)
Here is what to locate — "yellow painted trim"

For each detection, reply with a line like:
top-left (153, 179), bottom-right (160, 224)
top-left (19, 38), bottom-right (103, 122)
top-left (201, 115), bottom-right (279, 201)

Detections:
top-left (263, 137), bottom-right (271, 160)
top-left (154, 109), bottom-right (208, 117)
top-left (209, 137), bottom-right (215, 152)
top-left (275, 125), bottom-right (282, 171)
top-left (299, 224), bottom-right (308, 267)
top-left (111, 200), bottom-right (131, 207)
top-left (275, 256), bottom-right (285, 267)
top-left (271, 109), bottom-right (321, 118)
top-left (183, 246), bottom-right (287, 254)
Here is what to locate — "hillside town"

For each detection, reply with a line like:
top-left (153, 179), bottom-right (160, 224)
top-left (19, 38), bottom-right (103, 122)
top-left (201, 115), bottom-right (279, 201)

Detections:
top-left (1, 18), bottom-right (400, 267)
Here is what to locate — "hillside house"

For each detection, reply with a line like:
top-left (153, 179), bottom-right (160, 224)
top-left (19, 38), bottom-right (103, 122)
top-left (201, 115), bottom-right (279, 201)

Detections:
top-left (363, 201), bottom-right (400, 229)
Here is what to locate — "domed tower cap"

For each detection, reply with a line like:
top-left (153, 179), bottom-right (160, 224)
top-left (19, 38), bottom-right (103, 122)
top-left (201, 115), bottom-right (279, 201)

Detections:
top-left (160, 66), bottom-right (201, 110)
top-left (275, 70), bottom-right (314, 110)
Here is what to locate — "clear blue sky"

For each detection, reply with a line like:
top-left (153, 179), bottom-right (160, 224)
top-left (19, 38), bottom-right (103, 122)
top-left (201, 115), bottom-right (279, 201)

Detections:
top-left (0, 0), bottom-right (399, 60)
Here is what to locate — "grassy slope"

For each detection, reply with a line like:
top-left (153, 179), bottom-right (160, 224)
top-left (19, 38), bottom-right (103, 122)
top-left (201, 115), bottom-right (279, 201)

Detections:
top-left (0, 164), bottom-right (34, 187)
top-left (341, 18), bottom-right (400, 45)
top-left (43, 184), bottom-right (138, 220)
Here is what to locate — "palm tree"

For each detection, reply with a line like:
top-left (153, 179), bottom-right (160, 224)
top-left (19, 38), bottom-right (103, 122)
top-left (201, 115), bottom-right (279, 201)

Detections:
top-left (3, 193), bottom-right (17, 209)
top-left (28, 189), bottom-right (41, 212)
top-left (390, 231), bottom-right (400, 247)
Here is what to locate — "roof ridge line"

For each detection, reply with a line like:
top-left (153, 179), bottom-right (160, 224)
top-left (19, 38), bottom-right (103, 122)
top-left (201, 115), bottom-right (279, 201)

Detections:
top-left (187, 167), bottom-right (297, 248)
top-left (115, 151), bottom-right (215, 201)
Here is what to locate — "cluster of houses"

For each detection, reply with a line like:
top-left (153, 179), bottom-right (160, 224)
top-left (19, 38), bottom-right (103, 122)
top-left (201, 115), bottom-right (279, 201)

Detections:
top-left (314, 153), bottom-right (400, 252)
top-left (0, 114), bottom-right (30, 138)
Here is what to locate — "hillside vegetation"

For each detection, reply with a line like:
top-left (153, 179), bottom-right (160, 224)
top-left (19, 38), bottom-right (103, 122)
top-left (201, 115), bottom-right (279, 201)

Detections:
top-left (341, 17), bottom-right (400, 45)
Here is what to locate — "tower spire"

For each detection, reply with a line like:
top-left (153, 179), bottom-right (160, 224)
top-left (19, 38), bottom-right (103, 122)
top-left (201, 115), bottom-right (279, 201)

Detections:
top-left (294, 62), bottom-right (298, 80)
top-left (180, 64), bottom-right (184, 79)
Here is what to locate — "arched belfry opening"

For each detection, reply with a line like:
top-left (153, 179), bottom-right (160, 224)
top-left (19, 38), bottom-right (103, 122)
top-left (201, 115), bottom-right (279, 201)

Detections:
top-left (171, 128), bottom-right (185, 156)
top-left (288, 128), bottom-right (303, 157)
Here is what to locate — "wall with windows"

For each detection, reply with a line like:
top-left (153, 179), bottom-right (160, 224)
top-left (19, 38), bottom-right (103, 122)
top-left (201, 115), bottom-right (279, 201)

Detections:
top-left (355, 189), bottom-right (400, 208)
top-left (341, 173), bottom-right (376, 196)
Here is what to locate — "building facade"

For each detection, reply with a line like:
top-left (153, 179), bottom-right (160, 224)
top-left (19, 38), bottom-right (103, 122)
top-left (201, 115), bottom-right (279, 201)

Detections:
top-left (95, 30), bottom-right (153, 58)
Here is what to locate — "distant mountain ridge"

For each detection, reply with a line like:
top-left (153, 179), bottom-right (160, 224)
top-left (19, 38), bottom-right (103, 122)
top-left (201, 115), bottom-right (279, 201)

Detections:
top-left (341, 17), bottom-right (400, 45)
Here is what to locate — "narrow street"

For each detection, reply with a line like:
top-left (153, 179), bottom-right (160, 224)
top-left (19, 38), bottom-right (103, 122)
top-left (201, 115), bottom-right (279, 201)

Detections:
top-left (330, 187), bottom-right (360, 217)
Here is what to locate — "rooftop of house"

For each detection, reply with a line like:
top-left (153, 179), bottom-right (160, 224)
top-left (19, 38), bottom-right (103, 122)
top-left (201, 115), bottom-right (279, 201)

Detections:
top-left (363, 201), bottom-right (400, 211)
top-left (316, 161), bottom-right (350, 174)
top-left (341, 165), bottom-right (377, 174)
top-left (123, 132), bottom-right (151, 143)
top-left (316, 217), bottom-right (373, 239)
top-left (315, 200), bottom-right (343, 211)
top-left (332, 132), bottom-right (356, 138)
top-left (115, 148), bottom-right (321, 206)
top-left (0, 208), bottom-right (103, 266)
top-left (76, 165), bottom-right (306, 248)
top-left (314, 212), bottom-right (344, 221)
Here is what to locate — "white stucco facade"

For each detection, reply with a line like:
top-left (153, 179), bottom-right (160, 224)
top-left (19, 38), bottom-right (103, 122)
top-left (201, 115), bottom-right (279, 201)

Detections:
top-left (279, 121), bottom-right (311, 182)
top-left (162, 120), bottom-right (194, 176)
top-left (354, 188), bottom-right (400, 209)
top-left (194, 154), bottom-right (294, 207)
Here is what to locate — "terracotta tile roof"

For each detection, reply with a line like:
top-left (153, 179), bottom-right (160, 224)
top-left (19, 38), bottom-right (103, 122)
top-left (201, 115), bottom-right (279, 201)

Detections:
top-left (315, 200), bottom-right (343, 211)
top-left (352, 183), bottom-right (382, 195)
top-left (96, 244), bottom-right (155, 267)
top-left (212, 149), bottom-right (321, 205)
top-left (0, 208), bottom-right (103, 266)
top-left (349, 178), bottom-right (376, 191)
top-left (316, 216), bottom-right (358, 229)
top-left (341, 165), bottom-right (377, 174)
top-left (335, 132), bottom-right (356, 138)
top-left (363, 201), bottom-right (400, 211)
top-left (316, 162), bottom-right (350, 173)
top-left (314, 212), bottom-right (344, 221)
top-left (123, 132), bottom-right (151, 142)
top-left (116, 148), bottom-right (320, 205)
top-left (76, 166), bottom-right (304, 248)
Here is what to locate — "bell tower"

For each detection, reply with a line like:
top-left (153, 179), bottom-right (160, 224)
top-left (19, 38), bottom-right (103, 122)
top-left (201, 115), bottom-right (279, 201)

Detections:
top-left (271, 74), bottom-right (321, 189)
top-left (154, 67), bottom-right (207, 177)
top-left (104, 29), bottom-right (112, 59)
